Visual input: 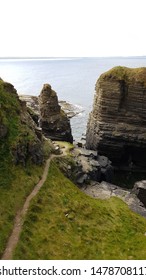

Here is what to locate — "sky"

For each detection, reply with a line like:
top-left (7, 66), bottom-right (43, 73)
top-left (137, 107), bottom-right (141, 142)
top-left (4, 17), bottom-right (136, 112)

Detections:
top-left (0, 0), bottom-right (146, 57)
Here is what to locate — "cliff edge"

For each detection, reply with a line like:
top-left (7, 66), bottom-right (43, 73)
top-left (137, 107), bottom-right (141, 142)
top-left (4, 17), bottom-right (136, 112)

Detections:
top-left (0, 79), bottom-right (44, 166)
top-left (86, 66), bottom-right (146, 167)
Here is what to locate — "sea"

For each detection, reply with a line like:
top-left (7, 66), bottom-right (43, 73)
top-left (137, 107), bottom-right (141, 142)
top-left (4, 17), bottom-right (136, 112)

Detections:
top-left (0, 57), bottom-right (146, 141)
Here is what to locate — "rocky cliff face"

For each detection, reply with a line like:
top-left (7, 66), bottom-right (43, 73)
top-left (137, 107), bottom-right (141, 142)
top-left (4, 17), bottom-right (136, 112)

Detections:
top-left (0, 79), bottom-right (44, 166)
top-left (86, 67), bottom-right (146, 167)
top-left (39, 84), bottom-right (73, 143)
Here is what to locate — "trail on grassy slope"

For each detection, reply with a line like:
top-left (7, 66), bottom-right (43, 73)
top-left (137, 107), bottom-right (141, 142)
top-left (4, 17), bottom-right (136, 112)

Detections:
top-left (2, 146), bottom-right (68, 260)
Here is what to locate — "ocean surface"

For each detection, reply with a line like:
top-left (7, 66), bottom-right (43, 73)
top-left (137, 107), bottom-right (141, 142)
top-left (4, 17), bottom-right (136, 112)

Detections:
top-left (0, 57), bottom-right (146, 140)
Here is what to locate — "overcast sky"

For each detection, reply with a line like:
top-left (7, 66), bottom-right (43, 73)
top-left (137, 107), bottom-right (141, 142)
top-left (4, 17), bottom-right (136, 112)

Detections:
top-left (0, 0), bottom-right (146, 57)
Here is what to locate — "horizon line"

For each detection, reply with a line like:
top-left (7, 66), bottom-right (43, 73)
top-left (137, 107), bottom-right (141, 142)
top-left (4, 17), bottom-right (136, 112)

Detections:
top-left (0, 56), bottom-right (146, 59)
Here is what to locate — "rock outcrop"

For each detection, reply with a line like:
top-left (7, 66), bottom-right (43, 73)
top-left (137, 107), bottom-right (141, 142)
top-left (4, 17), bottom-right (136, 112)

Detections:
top-left (81, 181), bottom-right (146, 218)
top-left (57, 145), bottom-right (113, 185)
top-left (86, 67), bottom-right (146, 168)
top-left (0, 79), bottom-right (44, 166)
top-left (74, 148), bottom-right (113, 184)
top-left (39, 84), bottom-right (73, 143)
top-left (132, 180), bottom-right (146, 207)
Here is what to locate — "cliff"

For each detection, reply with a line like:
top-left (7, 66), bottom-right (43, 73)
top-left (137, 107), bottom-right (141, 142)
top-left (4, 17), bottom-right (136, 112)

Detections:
top-left (86, 66), bottom-right (146, 167)
top-left (0, 79), bottom-right (44, 166)
top-left (39, 84), bottom-right (73, 143)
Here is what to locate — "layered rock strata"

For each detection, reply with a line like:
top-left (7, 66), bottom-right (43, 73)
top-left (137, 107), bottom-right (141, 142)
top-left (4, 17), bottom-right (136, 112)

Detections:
top-left (86, 67), bottom-right (146, 167)
top-left (39, 84), bottom-right (73, 143)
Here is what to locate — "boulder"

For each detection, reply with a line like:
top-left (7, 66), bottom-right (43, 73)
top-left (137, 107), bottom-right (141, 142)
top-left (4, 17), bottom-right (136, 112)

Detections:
top-left (132, 180), bottom-right (146, 207)
top-left (73, 148), bottom-right (113, 184)
top-left (86, 67), bottom-right (146, 168)
top-left (39, 84), bottom-right (73, 143)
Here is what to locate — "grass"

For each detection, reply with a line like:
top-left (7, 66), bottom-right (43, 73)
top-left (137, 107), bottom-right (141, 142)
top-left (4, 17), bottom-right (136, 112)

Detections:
top-left (42, 138), bottom-right (55, 159)
top-left (0, 79), bottom-right (48, 257)
top-left (100, 66), bottom-right (146, 86)
top-left (54, 141), bottom-right (74, 150)
top-left (0, 161), bottom-right (44, 257)
top-left (13, 161), bottom-right (146, 260)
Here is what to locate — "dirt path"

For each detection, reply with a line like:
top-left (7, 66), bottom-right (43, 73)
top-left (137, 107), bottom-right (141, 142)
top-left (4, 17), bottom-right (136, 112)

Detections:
top-left (2, 145), bottom-right (68, 260)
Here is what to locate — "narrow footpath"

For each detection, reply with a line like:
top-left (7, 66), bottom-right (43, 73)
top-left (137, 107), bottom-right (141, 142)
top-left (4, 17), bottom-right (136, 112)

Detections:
top-left (2, 146), bottom-right (67, 260)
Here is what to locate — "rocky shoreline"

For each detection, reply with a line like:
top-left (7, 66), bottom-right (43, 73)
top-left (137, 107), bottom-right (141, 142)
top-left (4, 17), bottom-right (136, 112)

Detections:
top-left (19, 94), bottom-right (84, 121)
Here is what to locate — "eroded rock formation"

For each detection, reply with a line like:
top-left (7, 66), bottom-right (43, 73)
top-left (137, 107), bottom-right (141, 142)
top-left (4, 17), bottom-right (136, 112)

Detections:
top-left (86, 67), bottom-right (146, 168)
top-left (39, 84), bottom-right (73, 143)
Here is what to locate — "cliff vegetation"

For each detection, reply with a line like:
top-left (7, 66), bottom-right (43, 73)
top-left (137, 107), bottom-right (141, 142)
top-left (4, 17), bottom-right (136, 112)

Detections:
top-left (100, 66), bottom-right (146, 86)
top-left (0, 79), bottom-right (52, 257)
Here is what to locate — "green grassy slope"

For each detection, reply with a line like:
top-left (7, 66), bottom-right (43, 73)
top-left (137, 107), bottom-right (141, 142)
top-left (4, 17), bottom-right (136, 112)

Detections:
top-left (0, 80), bottom-right (45, 257)
top-left (14, 162), bottom-right (146, 260)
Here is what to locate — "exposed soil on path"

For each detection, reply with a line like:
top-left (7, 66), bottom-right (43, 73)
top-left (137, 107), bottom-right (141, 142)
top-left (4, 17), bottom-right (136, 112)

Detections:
top-left (2, 145), bottom-right (68, 260)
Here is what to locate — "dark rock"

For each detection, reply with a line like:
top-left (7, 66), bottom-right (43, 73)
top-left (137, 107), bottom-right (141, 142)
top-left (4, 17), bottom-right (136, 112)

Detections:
top-left (77, 142), bottom-right (83, 148)
top-left (28, 142), bottom-right (44, 165)
top-left (98, 155), bottom-right (113, 182)
top-left (77, 148), bottom-right (97, 159)
top-left (27, 107), bottom-right (39, 125)
top-left (132, 181), bottom-right (146, 207)
top-left (98, 155), bottom-right (111, 168)
top-left (77, 174), bottom-right (88, 184)
top-left (39, 84), bottom-right (73, 143)
top-left (3, 82), bottom-right (18, 96)
top-left (73, 147), bottom-right (112, 184)
top-left (86, 66), bottom-right (146, 168)
top-left (35, 127), bottom-right (42, 141)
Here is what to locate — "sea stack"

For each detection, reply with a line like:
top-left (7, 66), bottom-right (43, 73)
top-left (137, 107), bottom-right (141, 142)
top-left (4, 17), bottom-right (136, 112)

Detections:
top-left (39, 84), bottom-right (73, 143)
top-left (86, 66), bottom-right (146, 167)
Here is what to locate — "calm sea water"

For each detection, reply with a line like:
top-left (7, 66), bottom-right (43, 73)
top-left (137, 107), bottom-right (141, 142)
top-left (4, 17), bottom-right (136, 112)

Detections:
top-left (0, 57), bottom-right (146, 140)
